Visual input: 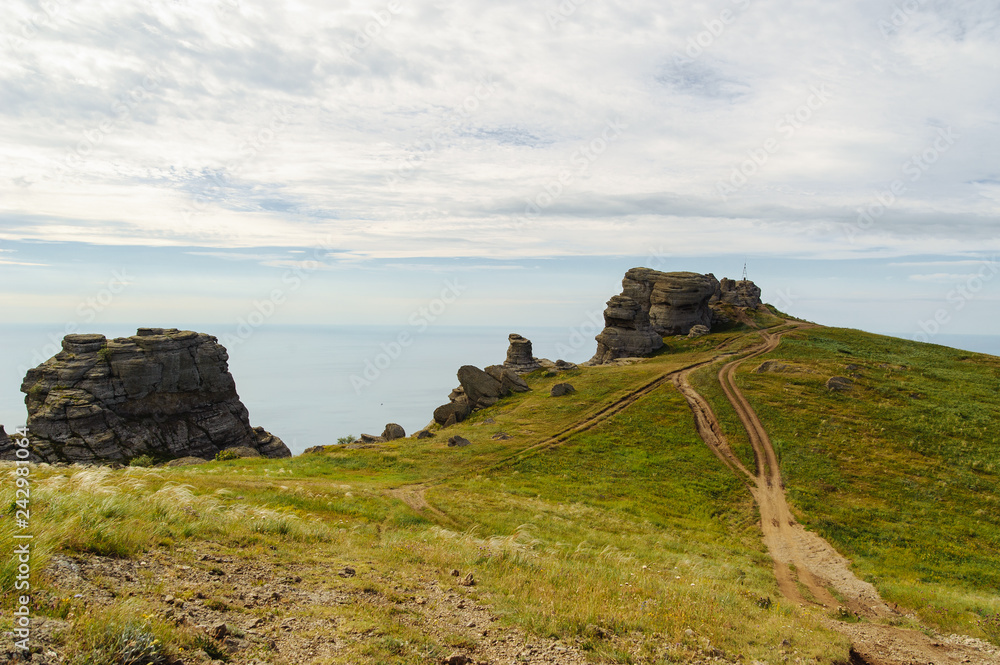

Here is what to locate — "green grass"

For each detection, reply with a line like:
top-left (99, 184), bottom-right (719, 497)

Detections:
top-left (730, 327), bottom-right (1000, 640)
top-left (425, 384), bottom-right (847, 662)
top-left (4, 320), bottom-right (998, 661)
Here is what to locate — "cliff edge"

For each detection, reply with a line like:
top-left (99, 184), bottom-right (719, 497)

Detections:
top-left (0, 328), bottom-right (290, 464)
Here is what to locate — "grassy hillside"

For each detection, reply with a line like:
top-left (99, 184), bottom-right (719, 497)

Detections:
top-left (2, 319), bottom-right (998, 663)
top-left (694, 326), bottom-right (1000, 643)
top-left (0, 328), bottom-right (851, 665)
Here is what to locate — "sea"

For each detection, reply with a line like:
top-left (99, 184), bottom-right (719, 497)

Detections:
top-left (2, 325), bottom-right (998, 456)
top-left (0, 324), bottom-right (599, 455)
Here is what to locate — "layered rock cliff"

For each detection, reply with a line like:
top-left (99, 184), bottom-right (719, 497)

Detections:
top-left (1, 328), bottom-right (290, 464)
top-left (590, 268), bottom-right (762, 364)
top-left (711, 277), bottom-right (762, 309)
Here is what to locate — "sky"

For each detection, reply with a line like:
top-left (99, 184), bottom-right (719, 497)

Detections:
top-left (1, 0), bottom-right (999, 343)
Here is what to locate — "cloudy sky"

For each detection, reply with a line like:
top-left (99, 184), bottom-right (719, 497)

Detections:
top-left (2, 0), bottom-right (999, 339)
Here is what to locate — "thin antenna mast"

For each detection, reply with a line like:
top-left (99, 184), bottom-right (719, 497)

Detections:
top-left (741, 259), bottom-right (748, 281)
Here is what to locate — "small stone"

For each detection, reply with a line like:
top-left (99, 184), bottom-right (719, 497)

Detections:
top-left (164, 595), bottom-right (175, 604)
top-left (451, 569), bottom-right (460, 577)
top-left (447, 436), bottom-right (472, 448)
top-left (460, 573), bottom-right (475, 586)
top-left (441, 654), bottom-right (473, 665)
top-left (491, 432), bottom-right (512, 440)
top-left (826, 376), bottom-right (854, 391)
top-left (209, 623), bottom-right (228, 640)
top-left (338, 566), bottom-right (356, 578)
top-left (416, 429), bottom-right (434, 439)
top-left (687, 324), bottom-right (710, 339)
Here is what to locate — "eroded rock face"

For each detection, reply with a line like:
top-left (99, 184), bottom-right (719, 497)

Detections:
top-left (503, 334), bottom-right (541, 374)
top-left (591, 269), bottom-right (717, 363)
top-left (590, 268), bottom-right (762, 364)
top-left (3, 328), bottom-right (290, 464)
top-left (711, 277), bottom-right (762, 309)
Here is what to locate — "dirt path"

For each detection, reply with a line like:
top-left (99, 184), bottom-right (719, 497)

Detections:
top-left (678, 322), bottom-right (1000, 665)
top-left (386, 321), bottom-right (1000, 664)
top-left (389, 333), bottom-right (752, 525)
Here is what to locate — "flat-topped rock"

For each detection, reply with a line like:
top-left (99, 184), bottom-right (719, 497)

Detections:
top-left (590, 268), bottom-right (762, 364)
top-left (0, 328), bottom-right (290, 464)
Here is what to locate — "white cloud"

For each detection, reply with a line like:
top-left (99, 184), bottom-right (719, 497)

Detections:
top-left (0, 0), bottom-right (997, 263)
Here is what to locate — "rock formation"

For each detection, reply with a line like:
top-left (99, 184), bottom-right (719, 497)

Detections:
top-left (590, 269), bottom-right (717, 363)
top-left (433, 362), bottom-right (530, 427)
top-left (589, 294), bottom-right (664, 365)
top-left (711, 277), bottom-right (762, 309)
top-left (503, 334), bottom-right (541, 374)
top-left (590, 268), bottom-right (763, 364)
top-left (0, 328), bottom-right (290, 464)
top-left (0, 426), bottom-right (9, 450)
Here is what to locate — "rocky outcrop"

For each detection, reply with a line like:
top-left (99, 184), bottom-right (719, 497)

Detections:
top-left (3, 328), bottom-right (290, 464)
top-left (0, 426), bottom-right (9, 451)
top-left (433, 362), bottom-right (530, 427)
top-left (710, 277), bottom-right (762, 309)
top-left (590, 269), bottom-right (717, 363)
top-left (590, 268), bottom-right (764, 364)
top-left (503, 334), bottom-right (541, 374)
top-left (589, 295), bottom-right (664, 364)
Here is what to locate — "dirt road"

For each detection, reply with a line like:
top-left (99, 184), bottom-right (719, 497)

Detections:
top-left (676, 323), bottom-right (1000, 665)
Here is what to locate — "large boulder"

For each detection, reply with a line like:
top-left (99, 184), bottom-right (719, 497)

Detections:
top-left (456, 365), bottom-right (504, 410)
top-left (484, 365), bottom-right (530, 394)
top-left (382, 423), bottom-right (406, 441)
top-left (433, 399), bottom-right (472, 427)
top-left (550, 383), bottom-right (576, 397)
top-left (433, 359), bottom-right (533, 427)
top-left (503, 334), bottom-right (541, 374)
top-left (0, 328), bottom-right (291, 464)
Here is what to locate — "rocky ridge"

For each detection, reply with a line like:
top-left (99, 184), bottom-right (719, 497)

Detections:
top-left (0, 328), bottom-right (290, 464)
top-left (590, 268), bottom-right (762, 364)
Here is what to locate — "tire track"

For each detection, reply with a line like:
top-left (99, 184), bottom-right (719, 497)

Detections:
top-left (678, 322), bottom-right (1000, 665)
top-left (388, 332), bottom-right (755, 521)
